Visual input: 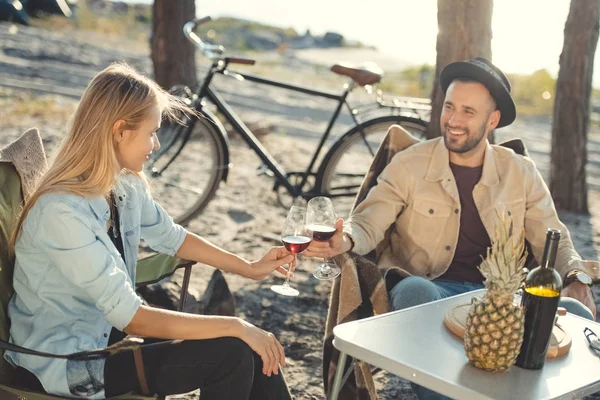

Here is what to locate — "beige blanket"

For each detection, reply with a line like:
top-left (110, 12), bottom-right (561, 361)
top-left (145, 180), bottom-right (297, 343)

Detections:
top-left (0, 128), bottom-right (48, 201)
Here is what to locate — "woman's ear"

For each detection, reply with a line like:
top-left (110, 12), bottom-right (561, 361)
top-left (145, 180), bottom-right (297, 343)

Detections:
top-left (113, 120), bottom-right (127, 142)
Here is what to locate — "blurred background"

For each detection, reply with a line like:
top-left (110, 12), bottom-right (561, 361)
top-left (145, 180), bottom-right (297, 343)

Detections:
top-left (1, 0), bottom-right (598, 116)
top-left (0, 2), bottom-right (599, 398)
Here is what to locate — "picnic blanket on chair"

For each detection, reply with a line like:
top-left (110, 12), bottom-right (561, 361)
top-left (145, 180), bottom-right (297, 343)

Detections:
top-left (322, 125), bottom-right (420, 400)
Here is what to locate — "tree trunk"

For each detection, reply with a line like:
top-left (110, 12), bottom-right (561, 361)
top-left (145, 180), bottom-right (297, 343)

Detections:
top-left (151, 0), bottom-right (197, 89)
top-left (428, 0), bottom-right (494, 140)
top-left (549, 0), bottom-right (599, 214)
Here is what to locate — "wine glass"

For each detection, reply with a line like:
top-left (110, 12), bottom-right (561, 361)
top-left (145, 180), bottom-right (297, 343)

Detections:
top-left (271, 206), bottom-right (313, 296)
top-left (306, 196), bottom-right (341, 280)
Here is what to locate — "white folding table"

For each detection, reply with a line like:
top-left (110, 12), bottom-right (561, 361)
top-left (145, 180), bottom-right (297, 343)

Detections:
top-left (331, 289), bottom-right (600, 400)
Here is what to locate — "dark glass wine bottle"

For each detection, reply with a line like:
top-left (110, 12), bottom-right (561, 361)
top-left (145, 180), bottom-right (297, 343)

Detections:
top-left (515, 229), bottom-right (562, 370)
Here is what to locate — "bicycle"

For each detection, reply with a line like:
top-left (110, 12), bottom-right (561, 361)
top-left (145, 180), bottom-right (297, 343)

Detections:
top-left (147, 16), bottom-right (430, 225)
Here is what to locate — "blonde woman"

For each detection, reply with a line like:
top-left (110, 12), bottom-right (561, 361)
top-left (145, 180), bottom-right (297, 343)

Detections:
top-left (6, 63), bottom-right (294, 399)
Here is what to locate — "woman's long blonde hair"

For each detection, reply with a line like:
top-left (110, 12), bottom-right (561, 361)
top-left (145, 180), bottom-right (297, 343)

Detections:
top-left (10, 62), bottom-right (190, 251)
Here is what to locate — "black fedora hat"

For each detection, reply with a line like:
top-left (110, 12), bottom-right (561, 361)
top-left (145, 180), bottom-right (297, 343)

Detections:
top-left (440, 57), bottom-right (516, 128)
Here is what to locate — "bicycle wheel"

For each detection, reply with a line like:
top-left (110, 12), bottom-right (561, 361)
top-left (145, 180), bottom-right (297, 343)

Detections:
top-left (317, 115), bottom-right (427, 219)
top-left (145, 115), bottom-right (228, 225)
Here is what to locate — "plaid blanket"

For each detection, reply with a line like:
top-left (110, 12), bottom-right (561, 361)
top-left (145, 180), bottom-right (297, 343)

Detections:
top-left (322, 125), bottom-right (420, 399)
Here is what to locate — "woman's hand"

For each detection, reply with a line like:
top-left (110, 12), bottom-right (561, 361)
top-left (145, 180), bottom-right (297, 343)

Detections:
top-left (244, 246), bottom-right (295, 280)
top-left (239, 320), bottom-right (285, 376)
top-left (304, 219), bottom-right (352, 259)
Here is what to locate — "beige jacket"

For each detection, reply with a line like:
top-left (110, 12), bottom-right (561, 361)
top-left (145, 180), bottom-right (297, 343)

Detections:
top-left (344, 137), bottom-right (586, 280)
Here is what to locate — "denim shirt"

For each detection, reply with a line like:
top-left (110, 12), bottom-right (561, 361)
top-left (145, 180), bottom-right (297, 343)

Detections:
top-left (5, 174), bottom-right (187, 398)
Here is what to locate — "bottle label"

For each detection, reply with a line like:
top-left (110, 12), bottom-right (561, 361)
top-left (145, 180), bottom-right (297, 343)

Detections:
top-left (525, 286), bottom-right (560, 298)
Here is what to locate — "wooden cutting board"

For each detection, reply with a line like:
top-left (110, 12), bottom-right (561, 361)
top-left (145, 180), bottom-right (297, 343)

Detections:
top-left (444, 303), bottom-right (571, 359)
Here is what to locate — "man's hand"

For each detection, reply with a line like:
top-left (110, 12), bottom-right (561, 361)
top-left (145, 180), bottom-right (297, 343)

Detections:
top-left (305, 219), bottom-right (353, 259)
top-left (562, 282), bottom-right (596, 319)
top-left (245, 247), bottom-right (295, 280)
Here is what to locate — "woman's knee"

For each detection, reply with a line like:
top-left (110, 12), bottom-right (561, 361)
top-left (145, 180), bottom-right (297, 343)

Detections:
top-left (388, 276), bottom-right (441, 311)
top-left (144, 338), bottom-right (255, 396)
top-left (206, 337), bottom-right (254, 381)
top-left (559, 297), bottom-right (595, 320)
top-left (224, 337), bottom-right (254, 364)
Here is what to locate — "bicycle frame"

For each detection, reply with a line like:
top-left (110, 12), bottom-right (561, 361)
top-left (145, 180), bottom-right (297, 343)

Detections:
top-left (195, 59), bottom-right (368, 199)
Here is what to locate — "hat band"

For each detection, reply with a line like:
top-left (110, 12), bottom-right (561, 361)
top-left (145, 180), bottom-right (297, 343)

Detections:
top-left (470, 59), bottom-right (509, 92)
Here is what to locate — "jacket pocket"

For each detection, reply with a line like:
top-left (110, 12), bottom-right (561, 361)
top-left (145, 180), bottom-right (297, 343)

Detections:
top-left (407, 199), bottom-right (453, 249)
top-left (413, 200), bottom-right (452, 218)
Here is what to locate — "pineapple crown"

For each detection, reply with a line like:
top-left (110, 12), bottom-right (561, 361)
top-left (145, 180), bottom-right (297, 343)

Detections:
top-left (478, 210), bottom-right (528, 300)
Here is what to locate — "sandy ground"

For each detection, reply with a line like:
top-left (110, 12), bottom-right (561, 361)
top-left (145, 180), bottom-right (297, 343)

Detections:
top-left (1, 22), bottom-right (600, 400)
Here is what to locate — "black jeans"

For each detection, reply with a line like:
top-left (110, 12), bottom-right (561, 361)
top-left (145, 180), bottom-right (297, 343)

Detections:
top-left (104, 329), bottom-right (292, 400)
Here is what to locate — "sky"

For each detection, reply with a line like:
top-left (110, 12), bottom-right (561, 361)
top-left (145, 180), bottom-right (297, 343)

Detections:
top-left (121, 0), bottom-right (600, 87)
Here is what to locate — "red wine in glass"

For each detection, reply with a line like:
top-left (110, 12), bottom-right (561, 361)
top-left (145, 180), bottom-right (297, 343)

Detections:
top-left (306, 197), bottom-right (341, 280)
top-left (308, 224), bottom-right (336, 241)
top-left (282, 235), bottom-right (312, 253)
top-left (271, 206), bottom-right (313, 297)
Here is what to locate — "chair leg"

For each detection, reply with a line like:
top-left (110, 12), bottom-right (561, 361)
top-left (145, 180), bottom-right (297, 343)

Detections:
top-left (178, 265), bottom-right (193, 312)
top-left (330, 351), bottom-right (348, 400)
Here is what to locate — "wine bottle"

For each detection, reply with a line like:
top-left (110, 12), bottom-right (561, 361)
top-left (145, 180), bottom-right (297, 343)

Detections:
top-left (515, 229), bottom-right (562, 370)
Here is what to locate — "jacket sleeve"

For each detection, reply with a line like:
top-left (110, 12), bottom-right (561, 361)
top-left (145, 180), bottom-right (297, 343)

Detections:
top-left (522, 158), bottom-right (584, 279)
top-left (344, 153), bottom-right (412, 255)
top-left (37, 202), bottom-right (142, 330)
top-left (136, 180), bottom-right (187, 256)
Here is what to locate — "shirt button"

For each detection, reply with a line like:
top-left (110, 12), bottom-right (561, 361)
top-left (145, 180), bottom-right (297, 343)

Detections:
top-left (445, 245), bottom-right (451, 251)
top-left (507, 211), bottom-right (512, 216)
top-left (429, 209), bottom-right (434, 214)
top-left (103, 333), bottom-right (108, 338)
top-left (118, 196), bottom-right (123, 201)
top-left (455, 209), bottom-right (459, 214)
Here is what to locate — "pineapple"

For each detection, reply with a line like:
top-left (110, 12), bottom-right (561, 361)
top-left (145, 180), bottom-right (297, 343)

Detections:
top-left (464, 212), bottom-right (528, 372)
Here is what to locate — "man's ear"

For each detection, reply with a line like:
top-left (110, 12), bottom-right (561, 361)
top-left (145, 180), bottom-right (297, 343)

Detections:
top-left (488, 109), bottom-right (501, 131)
top-left (113, 120), bottom-right (127, 142)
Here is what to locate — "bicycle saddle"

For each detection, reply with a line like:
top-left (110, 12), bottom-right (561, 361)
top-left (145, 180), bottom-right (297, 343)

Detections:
top-left (330, 62), bottom-right (383, 86)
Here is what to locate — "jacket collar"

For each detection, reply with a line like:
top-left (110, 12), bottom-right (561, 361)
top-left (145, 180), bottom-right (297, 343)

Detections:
top-left (88, 180), bottom-right (128, 221)
top-left (89, 195), bottom-right (110, 222)
top-left (479, 142), bottom-right (500, 186)
top-left (425, 137), bottom-right (499, 186)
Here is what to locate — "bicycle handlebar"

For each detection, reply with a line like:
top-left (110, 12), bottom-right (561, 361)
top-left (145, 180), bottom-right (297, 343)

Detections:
top-left (183, 16), bottom-right (255, 66)
top-left (183, 17), bottom-right (225, 60)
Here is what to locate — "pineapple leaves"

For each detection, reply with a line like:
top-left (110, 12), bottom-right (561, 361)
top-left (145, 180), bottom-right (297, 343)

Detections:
top-left (478, 209), bottom-right (528, 299)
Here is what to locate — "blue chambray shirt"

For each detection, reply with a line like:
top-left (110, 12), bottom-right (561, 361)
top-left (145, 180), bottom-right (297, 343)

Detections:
top-left (5, 174), bottom-right (187, 398)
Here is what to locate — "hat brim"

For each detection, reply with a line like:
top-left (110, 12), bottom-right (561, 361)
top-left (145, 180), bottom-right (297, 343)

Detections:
top-left (440, 62), bottom-right (516, 128)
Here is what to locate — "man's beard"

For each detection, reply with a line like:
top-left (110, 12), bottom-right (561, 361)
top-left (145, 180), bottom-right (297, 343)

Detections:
top-left (442, 122), bottom-right (487, 154)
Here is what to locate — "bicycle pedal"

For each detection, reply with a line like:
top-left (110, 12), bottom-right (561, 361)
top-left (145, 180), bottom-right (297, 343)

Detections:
top-left (256, 164), bottom-right (274, 177)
